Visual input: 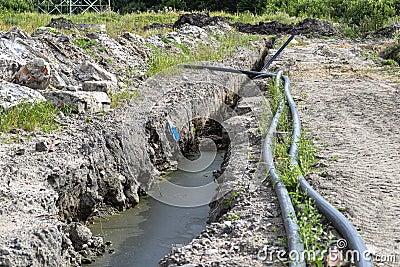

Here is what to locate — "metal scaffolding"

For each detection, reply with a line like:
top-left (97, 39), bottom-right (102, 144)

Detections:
top-left (37, 0), bottom-right (111, 15)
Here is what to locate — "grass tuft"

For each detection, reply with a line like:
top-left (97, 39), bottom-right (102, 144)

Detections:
top-left (0, 101), bottom-right (59, 133)
top-left (110, 89), bottom-right (138, 108)
top-left (72, 37), bottom-right (98, 50)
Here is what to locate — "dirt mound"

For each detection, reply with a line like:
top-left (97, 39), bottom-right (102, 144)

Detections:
top-left (233, 21), bottom-right (291, 35)
top-left (173, 13), bottom-right (227, 28)
top-left (293, 18), bottom-right (339, 36)
top-left (172, 13), bottom-right (338, 37)
top-left (47, 17), bottom-right (75, 29)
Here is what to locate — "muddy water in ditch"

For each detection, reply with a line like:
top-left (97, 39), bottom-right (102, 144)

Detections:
top-left (89, 152), bottom-right (224, 267)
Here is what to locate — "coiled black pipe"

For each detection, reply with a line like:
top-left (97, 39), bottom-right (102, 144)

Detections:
top-left (263, 71), bottom-right (306, 267)
top-left (281, 75), bottom-right (373, 267)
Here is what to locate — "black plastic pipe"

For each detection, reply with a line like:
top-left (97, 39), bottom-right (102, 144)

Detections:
top-left (281, 75), bottom-right (373, 267)
top-left (182, 64), bottom-right (276, 77)
top-left (262, 35), bottom-right (295, 71)
top-left (182, 33), bottom-right (371, 265)
top-left (263, 71), bottom-right (306, 267)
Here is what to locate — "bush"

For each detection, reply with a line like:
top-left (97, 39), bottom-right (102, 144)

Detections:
top-left (0, 0), bottom-right (35, 12)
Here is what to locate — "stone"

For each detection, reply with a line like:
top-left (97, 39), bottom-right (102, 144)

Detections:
top-left (0, 247), bottom-right (10, 255)
top-left (235, 96), bottom-right (265, 116)
top-left (0, 80), bottom-right (46, 110)
top-left (82, 80), bottom-right (117, 94)
top-left (13, 58), bottom-right (51, 90)
top-left (0, 57), bottom-right (21, 81)
top-left (76, 61), bottom-right (117, 83)
top-left (43, 90), bottom-right (110, 113)
top-left (35, 141), bottom-right (48, 152)
top-left (89, 237), bottom-right (103, 248)
top-left (15, 148), bottom-right (26, 155)
top-left (81, 258), bottom-right (92, 264)
top-left (35, 140), bottom-right (60, 152)
top-left (1, 27), bottom-right (30, 40)
top-left (67, 223), bottom-right (92, 250)
top-left (66, 85), bottom-right (80, 91)
top-left (50, 70), bottom-right (67, 89)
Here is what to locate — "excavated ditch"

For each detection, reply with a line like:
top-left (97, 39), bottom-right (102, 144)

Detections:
top-left (0, 27), bottom-right (271, 265)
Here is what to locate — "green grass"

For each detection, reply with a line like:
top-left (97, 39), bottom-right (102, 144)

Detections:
top-left (0, 101), bottom-right (60, 133)
top-left (212, 10), bottom-right (303, 25)
top-left (109, 89), bottom-right (138, 108)
top-left (0, 10), bottom-right (182, 37)
top-left (264, 79), bottom-right (329, 266)
top-left (1, 8), bottom-right (400, 38)
top-left (146, 32), bottom-right (262, 76)
top-left (72, 37), bottom-right (98, 49)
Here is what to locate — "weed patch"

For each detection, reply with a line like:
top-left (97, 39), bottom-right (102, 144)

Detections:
top-left (72, 37), bottom-right (98, 50)
top-left (110, 89), bottom-right (138, 108)
top-left (0, 101), bottom-right (59, 133)
top-left (264, 78), bottom-right (329, 265)
top-left (146, 32), bottom-right (261, 76)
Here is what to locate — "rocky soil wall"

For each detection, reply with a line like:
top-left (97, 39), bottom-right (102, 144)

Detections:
top-left (0, 21), bottom-right (269, 266)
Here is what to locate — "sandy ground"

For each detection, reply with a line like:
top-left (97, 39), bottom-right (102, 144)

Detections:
top-left (270, 37), bottom-right (400, 266)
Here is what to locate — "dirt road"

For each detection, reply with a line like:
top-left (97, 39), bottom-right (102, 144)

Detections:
top-left (270, 37), bottom-right (400, 266)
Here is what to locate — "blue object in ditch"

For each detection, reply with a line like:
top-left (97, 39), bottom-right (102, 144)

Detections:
top-left (168, 120), bottom-right (180, 142)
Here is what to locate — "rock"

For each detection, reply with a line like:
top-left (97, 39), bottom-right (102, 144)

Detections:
top-left (13, 58), bottom-right (51, 90)
top-left (35, 139), bottom-right (60, 152)
top-left (35, 141), bottom-right (48, 152)
top-left (66, 85), bottom-right (80, 91)
top-left (0, 80), bottom-right (46, 110)
top-left (67, 223), bottom-right (92, 250)
top-left (0, 27), bottom-right (30, 40)
top-left (76, 61), bottom-right (117, 83)
top-left (15, 148), bottom-right (26, 155)
top-left (50, 70), bottom-right (67, 89)
top-left (82, 80), bottom-right (117, 94)
top-left (43, 90), bottom-right (110, 113)
top-left (0, 57), bottom-right (21, 81)
top-left (81, 258), bottom-right (92, 264)
top-left (0, 247), bottom-right (10, 255)
top-left (89, 237), bottom-right (103, 248)
top-left (166, 25), bottom-right (211, 47)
